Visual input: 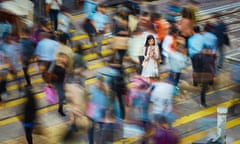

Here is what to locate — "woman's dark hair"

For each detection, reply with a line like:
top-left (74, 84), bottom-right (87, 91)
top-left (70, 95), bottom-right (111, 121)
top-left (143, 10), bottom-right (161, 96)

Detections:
top-left (144, 35), bottom-right (155, 55)
top-left (181, 7), bottom-right (195, 20)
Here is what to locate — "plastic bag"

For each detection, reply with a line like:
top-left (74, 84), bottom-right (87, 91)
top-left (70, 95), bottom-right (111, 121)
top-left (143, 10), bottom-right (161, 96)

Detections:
top-left (43, 86), bottom-right (58, 104)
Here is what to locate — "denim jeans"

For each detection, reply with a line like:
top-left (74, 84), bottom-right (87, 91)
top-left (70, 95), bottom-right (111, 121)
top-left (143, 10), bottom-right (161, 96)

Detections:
top-left (54, 82), bottom-right (65, 105)
top-left (49, 9), bottom-right (59, 31)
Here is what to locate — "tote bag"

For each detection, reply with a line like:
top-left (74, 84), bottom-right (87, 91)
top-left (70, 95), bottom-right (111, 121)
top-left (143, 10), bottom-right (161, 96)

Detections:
top-left (43, 86), bottom-right (58, 104)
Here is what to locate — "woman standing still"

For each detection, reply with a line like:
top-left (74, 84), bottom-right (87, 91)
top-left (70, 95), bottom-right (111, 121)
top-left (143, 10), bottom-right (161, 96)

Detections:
top-left (141, 35), bottom-right (159, 82)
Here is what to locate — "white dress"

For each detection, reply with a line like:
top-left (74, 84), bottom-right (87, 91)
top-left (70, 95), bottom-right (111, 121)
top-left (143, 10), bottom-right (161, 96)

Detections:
top-left (141, 46), bottom-right (159, 78)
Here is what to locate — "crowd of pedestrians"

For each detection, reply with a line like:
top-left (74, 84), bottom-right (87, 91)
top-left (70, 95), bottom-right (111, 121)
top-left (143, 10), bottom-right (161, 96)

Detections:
top-left (0, 0), bottom-right (231, 143)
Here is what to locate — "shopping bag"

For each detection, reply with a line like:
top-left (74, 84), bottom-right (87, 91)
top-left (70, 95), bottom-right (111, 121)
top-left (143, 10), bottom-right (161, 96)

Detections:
top-left (112, 36), bottom-right (129, 50)
top-left (43, 86), bottom-right (58, 104)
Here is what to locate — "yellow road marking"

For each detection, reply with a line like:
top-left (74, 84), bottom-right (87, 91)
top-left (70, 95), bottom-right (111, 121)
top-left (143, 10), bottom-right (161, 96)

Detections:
top-left (7, 78), bottom-right (44, 91)
top-left (232, 140), bottom-right (240, 144)
top-left (0, 104), bottom-right (58, 126)
top-left (180, 117), bottom-right (240, 144)
top-left (0, 93), bottom-right (45, 111)
top-left (173, 97), bottom-right (240, 127)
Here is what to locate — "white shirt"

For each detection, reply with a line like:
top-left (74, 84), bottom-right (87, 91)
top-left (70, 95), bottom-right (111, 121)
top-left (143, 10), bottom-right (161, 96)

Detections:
top-left (46, 0), bottom-right (62, 10)
top-left (162, 35), bottom-right (174, 58)
top-left (57, 12), bottom-right (71, 33)
top-left (35, 39), bottom-right (59, 61)
top-left (150, 82), bottom-right (174, 114)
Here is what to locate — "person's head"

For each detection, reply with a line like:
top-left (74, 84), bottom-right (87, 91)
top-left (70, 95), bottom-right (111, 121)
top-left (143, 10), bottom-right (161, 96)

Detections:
top-left (145, 35), bottom-right (155, 47)
top-left (56, 52), bottom-right (70, 67)
top-left (117, 6), bottom-right (131, 16)
top-left (154, 114), bottom-right (168, 126)
top-left (204, 22), bottom-right (215, 33)
top-left (193, 25), bottom-right (201, 33)
top-left (2, 32), bottom-right (11, 43)
top-left (181, 7), bottom-right (195, 20)
top-left (96, 4), bottom-right (105, 13)
top-left (22, 27), bottom-right (32, 36)
top-left (39, 32), bottom-right (51, 40)
top-left (57, 34), bottom-right (68, 45)
top-left (151, 13), bottom-right (162, 21)
top-left (169, 25), bottom-right (179, 36)
top-left (60, 6), bottom-right (69, 13)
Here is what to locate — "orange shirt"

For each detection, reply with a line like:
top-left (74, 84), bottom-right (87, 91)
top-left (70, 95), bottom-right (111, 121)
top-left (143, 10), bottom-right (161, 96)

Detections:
top-left (153, 20), bottom-right (170, 41)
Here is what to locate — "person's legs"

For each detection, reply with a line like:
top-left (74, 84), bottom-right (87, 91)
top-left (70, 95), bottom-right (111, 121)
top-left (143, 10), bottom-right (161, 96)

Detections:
top-left (117, 50), bottom-right (127, 65)
top-left (24, 127), bottom-right (33, 144)
top-left (218, 45), bottom-right (224, 68)
top-left (200, 83), bottom-right (208, 107)
top-left (54, 82), bottom-right (66, 116)
top-left (95, 33), bottom-right (104, 55)
top-left (23, 61), bottom-right (32, 87)
top-left (49, 9), bottom-right (59, 31)
top-left (88, 120), bottom-right (96, 144)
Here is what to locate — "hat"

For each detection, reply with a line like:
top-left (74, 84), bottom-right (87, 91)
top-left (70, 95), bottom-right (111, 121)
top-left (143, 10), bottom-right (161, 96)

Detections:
top-left (117, 6), bottom-right (131, 13)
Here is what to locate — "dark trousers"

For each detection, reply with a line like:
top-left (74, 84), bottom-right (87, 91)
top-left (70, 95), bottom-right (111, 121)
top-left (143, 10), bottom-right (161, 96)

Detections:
top-left (116, 92), bottom-right (125, 119)
top-left (49, 9), bottom-right (59, 31)
top-left (158, 42), bottom-right (165, 64)
top-left (169, 71), bottom-right (181, 87)
top-left (0, 80), bottom-right (7, 93)
top-left (24, 127), bottom-right (33, 144)
top-left (54, 82), bottom-right (66, 110)
top-left (200, 83), bottom-right (208, 105)
top-left (88, 120), bottom-right (104, 144)
top-left (23, 61), bottom-right (31, 86)
top-left (137, 56), bottom-right (144, 74)
top-left (117, 50), bottom-right (127, 65)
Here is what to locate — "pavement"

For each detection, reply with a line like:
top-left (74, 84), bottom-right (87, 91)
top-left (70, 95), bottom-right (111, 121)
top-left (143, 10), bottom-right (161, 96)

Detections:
top-left (1, 0), bottom-right (240, 144)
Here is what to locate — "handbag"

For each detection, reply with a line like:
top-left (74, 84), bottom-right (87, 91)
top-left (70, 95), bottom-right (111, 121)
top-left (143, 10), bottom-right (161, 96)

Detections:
top-left (43, 86), bottom-right (58, 104)
top-left (112, 36), bottom-right (129, 50)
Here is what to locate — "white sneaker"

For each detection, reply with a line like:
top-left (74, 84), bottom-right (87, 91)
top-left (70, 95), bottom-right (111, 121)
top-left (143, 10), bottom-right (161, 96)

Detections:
top-left (1, 92), bottom-right (8, 97)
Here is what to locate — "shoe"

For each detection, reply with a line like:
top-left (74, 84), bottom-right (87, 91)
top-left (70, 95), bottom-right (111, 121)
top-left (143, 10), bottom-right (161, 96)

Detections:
top-left (200, 103), bottom-right (208, 108)
top-left (58, 110), bottom-right (66, 117)
top-left (19, 90), bottom-right (25, 97)
top-left (1, 92), bottom-right (8, 97)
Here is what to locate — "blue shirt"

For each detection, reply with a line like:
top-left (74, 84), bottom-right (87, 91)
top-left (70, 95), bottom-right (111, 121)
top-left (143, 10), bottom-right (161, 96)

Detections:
top-left (89, 12), bottom-right (108, 31)
top-left (35, 39), bottom-right (59, 61)
top-left (202, 32), bottom-right (218, 53)
top-left (83, 0), bottom-right (98, 17)
top-left (188, 33), bottom-right (205, 58)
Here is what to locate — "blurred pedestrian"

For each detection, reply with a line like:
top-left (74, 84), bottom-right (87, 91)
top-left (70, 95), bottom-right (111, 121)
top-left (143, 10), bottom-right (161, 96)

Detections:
top-left (57, 6), bottom-right (73, 47)
top-left (189, 26), bottom-right (215, 107)
top-left (213, 14), bottom-right (228, 69)
top-left (176, 7), bottom-right (195, 38)
top-left (19, 27), bottom-right (36, 88)
top-left (151, 13), bottom-right (170, 64)
top-left (22, 87), bottom-right (37, 144)
top-left (34, 32), bottom-right (59, 73)
top-left (88, 4), bottom-right (109, 56)
top-left (83, 0), bottom-right (98, 17)
top-left (141, 35), bottom-right (159, 82)
top-left (165, 0), bottom-right (181, 24)
top-left (50, 46), bottom-right (73, 116)
top-left (32, 17), bottom-right (52, 44)
top-left (128, 27), bottom-right (145, 74)
top-left (1, 32), bottom-right (24, 97)
top-left (0, 49), bottom-right (8, 101)
top-left (62, 82), bottom-right (86, 141)
top-left (107, 56), bottom-right (127, 120)
top-left (168, 35), bottom-right (188, 95)
top-left (45, 0), bottom-right (63, 31)
top-left (162, 25), bottom-right (179, 63)
top-left (150, 80), bottom-right (176, 127)
top-left (112, 6), bottom-right (131, 64)
top-left (86, 73), bottom-right (116, 144)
